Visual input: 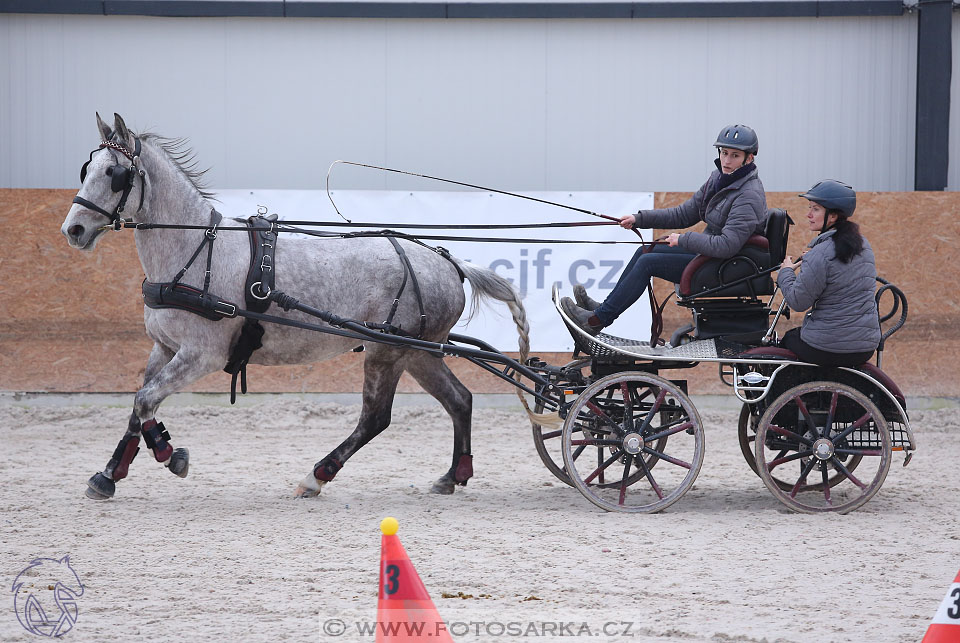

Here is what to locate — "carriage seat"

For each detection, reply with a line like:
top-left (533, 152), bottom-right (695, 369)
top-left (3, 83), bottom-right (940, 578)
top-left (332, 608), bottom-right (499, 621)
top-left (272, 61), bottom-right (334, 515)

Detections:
top-left (740, 346), bottom-right (798, 360)
top-left (677, 208), bottom-right (791, 299)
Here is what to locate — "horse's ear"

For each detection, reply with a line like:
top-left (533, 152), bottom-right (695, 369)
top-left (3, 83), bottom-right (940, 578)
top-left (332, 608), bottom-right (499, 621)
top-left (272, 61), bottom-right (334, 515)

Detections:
top-left (113, 113), bottom-right (132, 145)
top-left (96, 112), bottom-right (113, 141)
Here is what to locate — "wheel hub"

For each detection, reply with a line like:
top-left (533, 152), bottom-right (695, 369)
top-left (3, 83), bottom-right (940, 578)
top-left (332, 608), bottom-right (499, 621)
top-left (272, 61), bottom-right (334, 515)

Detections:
top-left (813, 438), bottom-right (835, 461)
top-left (622, 433), bottom-right (644, 455)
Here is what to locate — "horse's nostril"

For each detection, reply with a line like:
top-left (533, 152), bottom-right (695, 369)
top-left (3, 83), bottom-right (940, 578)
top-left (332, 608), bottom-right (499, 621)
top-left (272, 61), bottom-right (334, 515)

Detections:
top-left (68, 224), bottom-right (84, 239)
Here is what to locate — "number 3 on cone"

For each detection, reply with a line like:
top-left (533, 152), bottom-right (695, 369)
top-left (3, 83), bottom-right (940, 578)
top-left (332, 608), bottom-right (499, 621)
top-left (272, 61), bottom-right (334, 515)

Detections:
top-left (383, 564), bottom-right (400, 596)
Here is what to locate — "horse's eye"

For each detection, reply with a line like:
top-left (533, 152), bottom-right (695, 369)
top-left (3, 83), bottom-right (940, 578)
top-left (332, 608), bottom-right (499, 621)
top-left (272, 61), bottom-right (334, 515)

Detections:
top-left (106, 166), bottom-right (114, 176)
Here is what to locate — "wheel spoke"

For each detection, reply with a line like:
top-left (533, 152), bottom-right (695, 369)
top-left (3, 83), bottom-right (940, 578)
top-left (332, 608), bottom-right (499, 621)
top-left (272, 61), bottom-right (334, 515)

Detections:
top-left (789, 458), bottom-right (818, 498)
top-left (643, 421), bottom-right (693, 443)
top-left (618, 458), bottom-right (632, 505)
top-left (570, 438), bottom-right (621, 447)
top-left (830, 457), bottom-right (867, 489)
top-left (634, 451), bottom-right (664, 499)
top-left (821, 464), bottom-right (831, 504)
top-left (584, 449), bottom-right (624, 484)
top-left (835, 448), bottom-right (884, 457)
top-left (831, 411), bottom-right (878, 444)
top-left (768, 450), bottom-right (814, 470)
top-left (585, 401), bottom-right (622, 432)
top-left (794, 397), bottom-right (819, 436)
top-left (766, 424), bottom-right (814, 446)
top-left (621, 383), bottom-right (633, 431)
top-left (541, 429), bottom-right (562, 440)
top-left (637, 390), bottom-right (667, 434)
top-left (823, 391), bottom-right (838, 438)
top-left (641, 446), bottom-right (692, 470)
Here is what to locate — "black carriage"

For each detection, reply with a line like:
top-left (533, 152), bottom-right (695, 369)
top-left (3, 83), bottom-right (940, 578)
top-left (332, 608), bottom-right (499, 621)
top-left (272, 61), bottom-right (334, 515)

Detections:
top-left (525, 207), bottom-right (913, 514)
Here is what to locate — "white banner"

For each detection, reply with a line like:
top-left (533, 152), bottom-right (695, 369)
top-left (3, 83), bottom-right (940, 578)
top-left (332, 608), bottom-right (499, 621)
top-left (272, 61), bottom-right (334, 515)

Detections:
top-left (215, 190), bottom-right (654, 352)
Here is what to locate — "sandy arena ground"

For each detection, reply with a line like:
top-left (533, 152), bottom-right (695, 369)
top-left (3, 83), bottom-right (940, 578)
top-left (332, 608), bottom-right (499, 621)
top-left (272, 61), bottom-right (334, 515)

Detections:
top-left (1, 394), bottom-right (957, 642)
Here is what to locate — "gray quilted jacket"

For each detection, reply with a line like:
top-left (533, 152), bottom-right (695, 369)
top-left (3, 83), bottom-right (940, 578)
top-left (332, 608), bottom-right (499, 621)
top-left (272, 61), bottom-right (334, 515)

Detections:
top-left (777, 229), bottom-right (881, 353)
top-left (636, 165), bottom-right (767, 258)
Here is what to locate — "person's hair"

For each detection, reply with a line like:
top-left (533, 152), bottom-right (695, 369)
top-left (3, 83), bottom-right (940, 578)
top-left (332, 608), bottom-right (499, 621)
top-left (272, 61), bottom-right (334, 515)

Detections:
top-left (828, 211), bottom-right (864, 263)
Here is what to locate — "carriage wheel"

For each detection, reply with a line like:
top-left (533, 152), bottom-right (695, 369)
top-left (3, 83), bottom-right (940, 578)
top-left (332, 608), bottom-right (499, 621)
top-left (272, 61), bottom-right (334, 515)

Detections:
top-left (739, 403), bottom-right (863, 492)
top-left (531, 392), bottom-right (575, 487)
top-left (561, 372), bottom-right (704, 513)
top-left (755, 381), bottom-right (890, 514)
top-left (530, 360), bottom-right (589, 487)
top-left (531, 362), bottom-right (668, 487)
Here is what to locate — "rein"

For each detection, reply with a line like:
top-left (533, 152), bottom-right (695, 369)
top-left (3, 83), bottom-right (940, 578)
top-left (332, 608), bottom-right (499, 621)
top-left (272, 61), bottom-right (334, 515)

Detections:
top-left (117, 221), bottom-right (665, 246)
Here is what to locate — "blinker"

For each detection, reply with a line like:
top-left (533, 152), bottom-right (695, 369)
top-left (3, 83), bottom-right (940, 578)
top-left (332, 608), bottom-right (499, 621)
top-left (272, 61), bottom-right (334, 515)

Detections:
top-left (107, 165), bottom-right (130, 193)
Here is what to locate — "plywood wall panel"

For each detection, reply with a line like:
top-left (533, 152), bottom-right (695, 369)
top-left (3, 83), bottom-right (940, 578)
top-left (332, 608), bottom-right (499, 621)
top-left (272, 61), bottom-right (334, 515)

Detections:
top-left (2, 189), bottom-right (957, 396)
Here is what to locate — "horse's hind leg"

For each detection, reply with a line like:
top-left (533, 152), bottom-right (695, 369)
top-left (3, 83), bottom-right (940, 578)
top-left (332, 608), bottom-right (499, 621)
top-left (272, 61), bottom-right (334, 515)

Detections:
top-left (405, 354), bottom-right (473, 495)
top-left (295, 352), bottom-right (404, 498)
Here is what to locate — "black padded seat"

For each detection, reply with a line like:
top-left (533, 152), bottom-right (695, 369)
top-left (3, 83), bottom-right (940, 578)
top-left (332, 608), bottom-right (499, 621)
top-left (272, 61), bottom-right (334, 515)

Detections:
top-left (677, 208), bottom-right (791, 299)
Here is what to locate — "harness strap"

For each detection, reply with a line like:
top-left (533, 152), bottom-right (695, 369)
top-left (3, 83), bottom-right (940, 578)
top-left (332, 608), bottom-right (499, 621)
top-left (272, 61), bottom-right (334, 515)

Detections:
top-left (172, 209), bottom-right (222, 293)
top-left (384, 236), bottom-right (427, 339)
top-left (223, 213), bottom-right (280, 403)
top-left (71, 196), bottom-right (114, 222)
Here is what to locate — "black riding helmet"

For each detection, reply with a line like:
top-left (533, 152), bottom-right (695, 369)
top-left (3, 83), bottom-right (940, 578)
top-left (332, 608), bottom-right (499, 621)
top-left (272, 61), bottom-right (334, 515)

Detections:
top-left (799, 180), bottom-right (856, 218)
top-left (713, 124), bottom-right (759, 156)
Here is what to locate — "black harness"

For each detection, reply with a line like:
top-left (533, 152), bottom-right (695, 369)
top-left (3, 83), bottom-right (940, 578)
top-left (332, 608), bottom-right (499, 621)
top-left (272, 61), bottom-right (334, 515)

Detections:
top-left (73, 139), bottom-right (146, 229)
top-left (141, 212), bottom-right (280, 402)
top-left (222, 214), bottom-right (279, 402)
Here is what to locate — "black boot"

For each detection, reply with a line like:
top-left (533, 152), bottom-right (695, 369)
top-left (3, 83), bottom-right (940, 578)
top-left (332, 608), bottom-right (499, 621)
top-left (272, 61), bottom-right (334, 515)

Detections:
top-left (573, 284), bottom-right (602, 311)
top-left (560, 297), bottom-right (604, 336)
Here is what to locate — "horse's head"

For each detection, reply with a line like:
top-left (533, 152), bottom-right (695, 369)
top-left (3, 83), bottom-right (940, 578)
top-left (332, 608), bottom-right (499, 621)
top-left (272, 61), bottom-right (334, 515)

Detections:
top-left (62, 112), bottom-right (146, 250)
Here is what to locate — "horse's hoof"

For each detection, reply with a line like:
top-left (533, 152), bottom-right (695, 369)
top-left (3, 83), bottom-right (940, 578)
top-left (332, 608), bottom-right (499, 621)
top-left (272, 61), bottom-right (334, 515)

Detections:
top-left (430, 479), bottom-right (455, 495)
top-left (167, 448), bottom-right (189, 478)
top-left (85, 472), bottom-right (115, 500)
top-left (294, 475), bottom-right (326, 499)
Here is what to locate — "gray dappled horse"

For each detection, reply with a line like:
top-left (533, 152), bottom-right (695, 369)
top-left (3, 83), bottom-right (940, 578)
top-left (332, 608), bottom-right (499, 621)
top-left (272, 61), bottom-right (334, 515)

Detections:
top-left (62, 113), bottom-right (531, 499)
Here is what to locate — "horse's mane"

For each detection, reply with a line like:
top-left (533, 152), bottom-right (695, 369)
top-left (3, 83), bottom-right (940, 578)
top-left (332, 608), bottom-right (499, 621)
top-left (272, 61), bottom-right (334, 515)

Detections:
top-left (139, 132), bottom-right (216, 201)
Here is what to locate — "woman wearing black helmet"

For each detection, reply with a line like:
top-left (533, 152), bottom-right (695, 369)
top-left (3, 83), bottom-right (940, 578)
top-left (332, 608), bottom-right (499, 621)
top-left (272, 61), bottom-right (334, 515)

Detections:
top-left (563, 124), bottom-right (767, 336)
top-left (777, 180), bottom-right (880, 366)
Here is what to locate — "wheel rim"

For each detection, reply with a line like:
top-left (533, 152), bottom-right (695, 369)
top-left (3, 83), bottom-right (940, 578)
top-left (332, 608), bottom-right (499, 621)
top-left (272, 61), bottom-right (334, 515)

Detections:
top-left (561, 372), bottom-right (704, 513)
top-left (754, 381), bottom-right (890, 514)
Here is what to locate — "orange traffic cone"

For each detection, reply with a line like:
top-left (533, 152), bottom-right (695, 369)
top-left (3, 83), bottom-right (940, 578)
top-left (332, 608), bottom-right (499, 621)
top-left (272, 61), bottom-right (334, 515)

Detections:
top-left (922, 569), bottom-right (960, 642)
top-left (376, 517), bottom-right (454, 643)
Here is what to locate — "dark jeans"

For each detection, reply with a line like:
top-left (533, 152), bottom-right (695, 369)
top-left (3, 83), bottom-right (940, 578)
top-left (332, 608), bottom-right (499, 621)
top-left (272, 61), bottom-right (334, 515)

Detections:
top-left (779, 328), bottom-right (875, 367)
top-left (594, 245), bottom-right (697, 326)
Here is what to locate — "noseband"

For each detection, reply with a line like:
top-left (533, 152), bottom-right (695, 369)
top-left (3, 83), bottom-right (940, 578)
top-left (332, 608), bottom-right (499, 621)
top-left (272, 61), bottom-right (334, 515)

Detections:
top-left (73, 138), bottom-right (146, 230)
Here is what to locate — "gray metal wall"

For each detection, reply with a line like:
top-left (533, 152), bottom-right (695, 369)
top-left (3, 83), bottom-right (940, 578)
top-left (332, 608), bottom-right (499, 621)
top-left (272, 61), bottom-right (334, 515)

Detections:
top-left (1, 13), bottom-right (918, 192)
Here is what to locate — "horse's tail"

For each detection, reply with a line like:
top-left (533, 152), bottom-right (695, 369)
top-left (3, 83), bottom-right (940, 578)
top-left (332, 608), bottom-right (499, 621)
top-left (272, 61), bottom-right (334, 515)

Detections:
top-left (451, 258), bottom-right (562, 429)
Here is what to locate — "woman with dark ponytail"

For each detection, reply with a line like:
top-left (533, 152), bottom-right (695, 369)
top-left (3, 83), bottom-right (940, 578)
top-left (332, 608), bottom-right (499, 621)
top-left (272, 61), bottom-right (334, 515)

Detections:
top-left (777, 180), bottom-right (880, 366)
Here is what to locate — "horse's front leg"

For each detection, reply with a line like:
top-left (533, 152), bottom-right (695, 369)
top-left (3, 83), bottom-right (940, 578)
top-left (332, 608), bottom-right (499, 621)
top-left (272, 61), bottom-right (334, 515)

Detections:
top-left (85, 343), bottom-right (222, 500)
